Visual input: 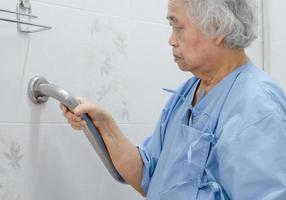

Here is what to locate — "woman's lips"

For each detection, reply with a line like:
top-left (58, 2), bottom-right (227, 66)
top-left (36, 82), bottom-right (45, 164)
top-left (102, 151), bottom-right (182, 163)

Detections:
top-left (173, 55), bottom-right (181, 62)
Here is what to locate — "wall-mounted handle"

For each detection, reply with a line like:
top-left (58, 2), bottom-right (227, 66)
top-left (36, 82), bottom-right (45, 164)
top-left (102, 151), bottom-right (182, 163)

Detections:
top-left (28, 76), bottom-right (125, 183)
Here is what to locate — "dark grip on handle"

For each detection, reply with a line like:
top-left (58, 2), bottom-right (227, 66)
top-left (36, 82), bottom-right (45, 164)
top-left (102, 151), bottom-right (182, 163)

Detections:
top-left (81, 113), bottom-right (125, 183)
top-left (81, 114), bottom-right (107, 152)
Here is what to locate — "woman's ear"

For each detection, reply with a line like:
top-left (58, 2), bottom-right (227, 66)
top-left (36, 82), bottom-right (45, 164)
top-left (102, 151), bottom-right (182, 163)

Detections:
top-left (215, 35), bottom-right (225, 46)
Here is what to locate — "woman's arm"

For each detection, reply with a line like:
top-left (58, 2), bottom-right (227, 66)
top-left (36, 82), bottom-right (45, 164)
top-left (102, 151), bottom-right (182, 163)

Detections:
top-left (60, 97), bottom-right (146, 196)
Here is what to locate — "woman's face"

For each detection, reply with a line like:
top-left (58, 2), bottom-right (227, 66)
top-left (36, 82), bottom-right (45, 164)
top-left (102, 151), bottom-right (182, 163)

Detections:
top-left (167, 0), bottom-right (221, 73)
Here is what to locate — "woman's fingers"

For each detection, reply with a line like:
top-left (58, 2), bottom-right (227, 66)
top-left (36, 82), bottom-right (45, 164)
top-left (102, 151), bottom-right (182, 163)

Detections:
top-left (60, 103), bottom-right (67, 113)
top-left (71, 124), bottom-right (85, 130)
top-left (60, 102), bottom-right (87, 130)
top-left (60, 103), bottom-right (80, 121)
top-left (60, 104), bottom-right (80, 119)
top-left (74, 103), bottom-right (96, 116)
top-left (60, 97), bottom-right (109, 130)
top-left (67, 115), bottom-right (87, 130)
top-left (63, 110), bottom-right (76, 120)
top-left (68, 118), bottom-right (86, 126)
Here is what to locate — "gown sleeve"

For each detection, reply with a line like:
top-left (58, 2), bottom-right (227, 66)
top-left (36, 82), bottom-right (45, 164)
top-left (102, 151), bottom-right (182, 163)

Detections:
top-left (218, 113), bottom-right (286, 200)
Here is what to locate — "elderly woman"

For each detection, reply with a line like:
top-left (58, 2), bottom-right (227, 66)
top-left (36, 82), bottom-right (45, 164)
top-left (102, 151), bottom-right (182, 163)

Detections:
top-left (61, 0), bottom-right (286, 199)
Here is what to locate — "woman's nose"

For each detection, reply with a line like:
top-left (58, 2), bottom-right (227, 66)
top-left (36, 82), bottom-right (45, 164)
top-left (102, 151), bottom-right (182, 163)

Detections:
top-left (169, 32), bottom-right (179, 47)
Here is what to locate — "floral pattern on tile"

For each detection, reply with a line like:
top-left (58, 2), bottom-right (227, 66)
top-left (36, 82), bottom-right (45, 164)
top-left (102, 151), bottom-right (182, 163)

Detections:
top-left (83, 17), bottom-right (130, 122)
top-left (4, 142), bottom-right (24, 170)
top-left (0, 133), bottom-right (23, 200)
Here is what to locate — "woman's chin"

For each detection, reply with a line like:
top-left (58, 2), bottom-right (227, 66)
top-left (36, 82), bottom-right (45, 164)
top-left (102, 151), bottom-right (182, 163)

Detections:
top-left (176, 62), bottom-right (191, 72)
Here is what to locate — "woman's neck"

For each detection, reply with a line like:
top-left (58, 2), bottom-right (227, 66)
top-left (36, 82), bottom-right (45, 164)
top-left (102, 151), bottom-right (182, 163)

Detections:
top-left (192, 49), bottom-right (248, 106)
top-left (198, 49), bottom-right (248, 94)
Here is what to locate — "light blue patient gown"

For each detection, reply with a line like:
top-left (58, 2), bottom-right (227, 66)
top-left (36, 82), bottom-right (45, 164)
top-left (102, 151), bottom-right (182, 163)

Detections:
top-left (138, 61), bottom-right (286, 200)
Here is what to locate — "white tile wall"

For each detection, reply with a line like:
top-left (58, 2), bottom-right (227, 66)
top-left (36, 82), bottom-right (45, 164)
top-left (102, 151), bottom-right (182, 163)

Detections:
top-left (246, 0), bottom-right (264, 68)
top-left (0, 125), bottom-right (147, 200)
top-left (265, 1), bottom-right (286, 91)
top-left (0, 0), bottom-right (264, 199)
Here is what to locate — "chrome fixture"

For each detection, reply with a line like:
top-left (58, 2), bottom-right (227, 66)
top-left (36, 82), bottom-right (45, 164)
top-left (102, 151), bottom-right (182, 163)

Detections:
top-left (0, 0), bottom-right (52, 33)
top-left (28, 76), bottom-right (125, 183)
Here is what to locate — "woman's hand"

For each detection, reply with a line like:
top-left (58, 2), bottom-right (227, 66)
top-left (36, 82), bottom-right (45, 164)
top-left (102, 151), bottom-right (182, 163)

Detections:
top-left (60, 97), bottom-right (112, 131)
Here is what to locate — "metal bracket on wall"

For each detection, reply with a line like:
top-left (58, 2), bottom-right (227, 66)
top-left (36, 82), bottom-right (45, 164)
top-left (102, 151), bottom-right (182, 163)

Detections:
top-left (0, 0), bottom-right (52, 33)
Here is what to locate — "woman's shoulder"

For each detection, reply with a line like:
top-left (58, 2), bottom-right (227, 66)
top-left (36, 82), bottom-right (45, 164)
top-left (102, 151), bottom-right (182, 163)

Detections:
top-left (239, 63), bottom-right (285, 108)
top-left (223, 62), bottom-right (286, 126)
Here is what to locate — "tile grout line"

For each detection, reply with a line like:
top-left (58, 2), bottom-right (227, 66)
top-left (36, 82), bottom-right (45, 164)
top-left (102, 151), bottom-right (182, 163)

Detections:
top-left (32, 0), bottom-right (169, 28)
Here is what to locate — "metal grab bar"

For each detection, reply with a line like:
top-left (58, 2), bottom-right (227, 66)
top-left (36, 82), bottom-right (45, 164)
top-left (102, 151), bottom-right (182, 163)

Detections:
top-left (28, 76), bottom-right (125, 183)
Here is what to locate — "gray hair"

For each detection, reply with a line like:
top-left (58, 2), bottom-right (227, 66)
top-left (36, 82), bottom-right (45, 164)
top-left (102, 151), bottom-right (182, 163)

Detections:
top-left (184, 0), bottom-right (257, 49)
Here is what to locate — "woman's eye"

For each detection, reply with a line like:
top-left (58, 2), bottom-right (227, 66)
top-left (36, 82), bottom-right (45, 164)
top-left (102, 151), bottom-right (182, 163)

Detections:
top-left (174, 27), bottom-right (183, 31)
